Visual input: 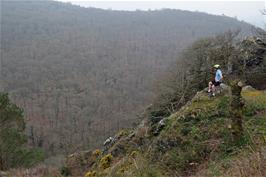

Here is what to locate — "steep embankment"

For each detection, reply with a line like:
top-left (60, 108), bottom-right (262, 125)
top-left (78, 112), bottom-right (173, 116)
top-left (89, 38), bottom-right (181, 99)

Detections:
top-left (64, 86), bottom-right (266, 177)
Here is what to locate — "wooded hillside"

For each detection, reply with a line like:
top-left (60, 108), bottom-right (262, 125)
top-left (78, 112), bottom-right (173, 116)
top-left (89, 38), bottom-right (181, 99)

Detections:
top-left (1, 0), bottom-right (255, 155)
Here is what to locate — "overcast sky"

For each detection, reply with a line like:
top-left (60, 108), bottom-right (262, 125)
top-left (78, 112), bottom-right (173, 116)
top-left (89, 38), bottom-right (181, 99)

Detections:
top-left (56, 1), bottom-right (265, 28)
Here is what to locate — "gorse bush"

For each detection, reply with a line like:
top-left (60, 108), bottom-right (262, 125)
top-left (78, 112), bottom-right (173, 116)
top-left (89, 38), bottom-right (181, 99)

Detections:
top-left (84, 171), bottom-right (96, 177)
top-left (92, 149), bottom-right (102, 157)
top-left (100, 154), bottom-right (113, 169)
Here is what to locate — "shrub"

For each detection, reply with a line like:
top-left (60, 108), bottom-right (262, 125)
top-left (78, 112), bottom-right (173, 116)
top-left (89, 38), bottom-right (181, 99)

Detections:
top-left (92, 149), bottom-right (102, 157)
top-left (84, 171), bottom-right (96, 177)
top-left (100, 154), bottom-right (113, 169)
top-left (117, 129), bottom-right (130, 138)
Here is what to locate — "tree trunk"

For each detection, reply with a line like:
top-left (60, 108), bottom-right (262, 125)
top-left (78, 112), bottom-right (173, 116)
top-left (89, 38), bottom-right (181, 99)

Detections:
top-left (230, 80), bottom-right (244, 141)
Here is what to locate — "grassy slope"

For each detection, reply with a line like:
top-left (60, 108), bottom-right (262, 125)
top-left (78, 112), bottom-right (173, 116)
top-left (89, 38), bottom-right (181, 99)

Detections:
top-left (88, 88), bottom-right (266, 177)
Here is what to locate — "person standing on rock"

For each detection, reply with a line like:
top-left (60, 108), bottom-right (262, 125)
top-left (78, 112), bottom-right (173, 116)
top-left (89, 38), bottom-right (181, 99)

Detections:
top-left (208, 64), bottom-right (223, 96)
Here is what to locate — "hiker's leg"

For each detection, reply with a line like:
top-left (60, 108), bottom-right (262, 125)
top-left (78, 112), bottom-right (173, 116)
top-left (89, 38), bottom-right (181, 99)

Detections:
top-left (212, 84), bottom-right (216, 93)
top-left (208, 82), bottom-right (212, 92)
top-left (211, 85), bottom-right (216, 96)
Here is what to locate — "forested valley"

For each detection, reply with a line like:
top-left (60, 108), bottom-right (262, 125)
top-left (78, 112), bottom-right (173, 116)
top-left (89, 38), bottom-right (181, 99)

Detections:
top-left (1, 0), bottom-right (256, 158)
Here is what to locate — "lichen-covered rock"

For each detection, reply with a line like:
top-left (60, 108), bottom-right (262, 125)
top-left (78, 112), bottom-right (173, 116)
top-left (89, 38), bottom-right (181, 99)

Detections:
top-left (242, 85), bottom-right (256, 91)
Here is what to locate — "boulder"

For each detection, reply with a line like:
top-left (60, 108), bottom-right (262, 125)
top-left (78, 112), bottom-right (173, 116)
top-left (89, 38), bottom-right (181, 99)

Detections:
top-left (0, 171), bottom-right (8, 177)
top-left (220, 83), bottom-right (229, 90)
top-left (104, 137), bottom-right (114, 146)
top-left (154, 118), bottom-right (167, 135)
top-left (242, 85), bottom-right (256, 91)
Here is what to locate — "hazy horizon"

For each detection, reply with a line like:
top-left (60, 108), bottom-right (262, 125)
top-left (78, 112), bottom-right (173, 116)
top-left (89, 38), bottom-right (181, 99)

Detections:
top-left (56, 1), bottom-right (265, 28)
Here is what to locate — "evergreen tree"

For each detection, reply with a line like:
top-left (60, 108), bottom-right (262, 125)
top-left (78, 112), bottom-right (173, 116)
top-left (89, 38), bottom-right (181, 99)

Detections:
top-left (0, 93), bottom-right (44, 170)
